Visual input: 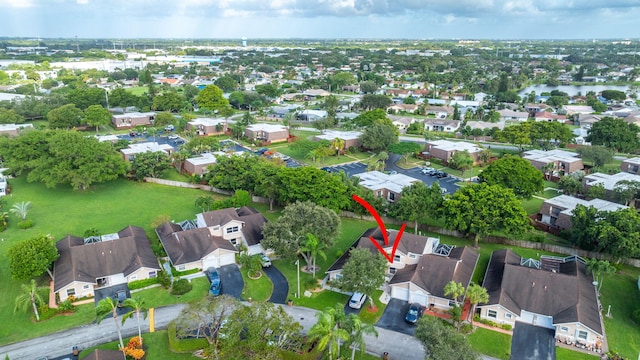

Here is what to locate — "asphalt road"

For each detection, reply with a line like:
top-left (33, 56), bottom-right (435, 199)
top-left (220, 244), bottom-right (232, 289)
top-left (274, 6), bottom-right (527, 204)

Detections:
top-left (263, 266), bottom-right (289, 304)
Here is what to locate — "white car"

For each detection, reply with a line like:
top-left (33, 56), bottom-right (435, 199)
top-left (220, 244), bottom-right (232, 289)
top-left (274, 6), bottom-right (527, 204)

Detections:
top-left (421, 167), bottom-right (435, 174)
top-left (348, 292), bottom-right (367, 309)
top-left (261, 254), bottom-right (272, 268)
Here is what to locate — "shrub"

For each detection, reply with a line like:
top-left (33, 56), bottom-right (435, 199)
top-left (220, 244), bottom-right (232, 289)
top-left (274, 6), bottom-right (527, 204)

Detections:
top-left (460, 323), bottom-right (474, 334)
top-left (527, 233), bottom-right (546, 243)
top-left (17, 219), bottom-right (34, 229)
top-left (128, 277), bottom-right (159, 290)
top-left (170, 279), bottom-right (193, 295)
top-left (632, 308), bottom-right (640, 325)
top-left (57, 299), bottom-right (76, 313)
top-left (501, 324), bottom-right (513, 331)
top-left (168, 321), bottom-right (208, 353)
top-left (157, 270), bottom-right (171, 288)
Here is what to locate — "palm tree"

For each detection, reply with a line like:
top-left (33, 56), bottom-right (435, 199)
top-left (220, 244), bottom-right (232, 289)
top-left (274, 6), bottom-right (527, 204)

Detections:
top-left (542, 162), bottom-right (556, 181)
top-left (96, 297), bottom-right (125, 350)
top-left (466, 283), bottom-right (489, 322)
top-left (346, 314), bottom-right (377, 360)
top-left (332, 137), bottom-right (346, 158)
top-left (121, 297), bottom-right (148, 344)
top-left (586, 258), bottom-right (616, 294)
top-left (308, 305), bottom-right (349, 360)
top-left (444, 281), bottom-right (465, 304)
top-left (10, 201), bottom-right (32, 221)
top-left (238, 253), bottom-right (263, 278)
top-left (14, 279), bottom-right (48, 322)
top-left (299, 233), bottom-right (327, 278)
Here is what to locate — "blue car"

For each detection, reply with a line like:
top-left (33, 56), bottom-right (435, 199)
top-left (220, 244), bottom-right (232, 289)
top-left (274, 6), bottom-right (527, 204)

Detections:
top-left (206, 267), bottom-right (221, 296)
top-left (405, 303), bottom-right (422, 324)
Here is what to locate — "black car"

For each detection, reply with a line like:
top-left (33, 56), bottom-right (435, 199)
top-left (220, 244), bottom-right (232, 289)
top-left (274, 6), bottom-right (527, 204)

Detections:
top-left (405, 303), bottom-right (422, 324)
top-left (436, 171), bottom-right (448, 178)
top-left (320, 167), bottom-right (333, 173)
top-left (255, 147), bottom-right (269, 155)
top-left (427, 169), bottom-right (438, 176)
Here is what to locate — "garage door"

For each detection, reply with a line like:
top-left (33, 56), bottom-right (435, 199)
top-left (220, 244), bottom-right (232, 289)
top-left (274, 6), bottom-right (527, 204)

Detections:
top-left (409, 291), bottom-right (428, 306)
top-left (218, 253), bottom-right (236, 266)
top-left (391, 286), bottom-right (409, 301)
top-left (518, 310), bottom-right (535, 325)
top-left (202, 257), bottom-right (220, 269)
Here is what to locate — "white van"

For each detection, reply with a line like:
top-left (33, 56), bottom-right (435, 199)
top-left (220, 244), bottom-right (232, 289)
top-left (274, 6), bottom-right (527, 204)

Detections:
top-left (348, 292), bottom-right (367, 309)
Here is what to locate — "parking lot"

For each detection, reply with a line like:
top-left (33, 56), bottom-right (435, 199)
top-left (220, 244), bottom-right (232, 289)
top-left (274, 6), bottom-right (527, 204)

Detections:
top-left (116, 133), bottom-right (184, 149)
top-left (326, 162), bottom-right (368, 177)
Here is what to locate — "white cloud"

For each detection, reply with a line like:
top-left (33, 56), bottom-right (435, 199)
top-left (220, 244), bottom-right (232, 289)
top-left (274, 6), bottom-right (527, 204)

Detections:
top-left (0, 0), bottom-right (35, 8)
top-left (76, 0), bottom-right (89, 4)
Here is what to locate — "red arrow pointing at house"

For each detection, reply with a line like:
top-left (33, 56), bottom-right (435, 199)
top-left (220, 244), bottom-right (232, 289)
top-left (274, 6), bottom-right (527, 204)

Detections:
top-left (351, 194), bottom-right (407, 264)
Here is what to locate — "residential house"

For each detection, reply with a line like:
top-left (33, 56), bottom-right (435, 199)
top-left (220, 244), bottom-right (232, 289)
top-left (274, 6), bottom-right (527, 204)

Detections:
top-left (522, 149), bottom-right (583, 176)
top-left (389, 246), bottom-right (479, 310)
top-left (244, 123), bottom-right (289, 144)
top-left (302, 89), bottom-right (330, 98)
top-left (388, 115), bottom-right (417, 130)
top-left (353, 171), bottom-right (420, 203)
top-left (478, 249), bottom-right (603, 348)
top-left (583, 172), bottom-right (640, 199)
top-left (297, 109), bottom-right (328, 121)
top-left (423, 119), bottom-right (461, 133)
top-left (537, 195), bottom-right (627, 231)
top-left (498, 109), bottom-right (530, 122)
top-left (313, 130), bottom-right (362, 149)
top-left (534, 111), bottom-right (567, 123)
top-left (577, 114), bottom-right (602, 129)
top-left (387, 104), bottom-right (418, 114)
top-left (384, 88), bottom-right (411, 98)
top-left (120, 142), bottom-right (174, 162)
top-left (156, 207), bottom-right (268, 272)
top-left (621, 157), bottom-right (640, 175)
top-left (564, 105), bottom-right (595, 116)
top-left (474, 92), bottom-right (489, 102)
top-left (465, 121), bottom-right (505, 132)
top-left (111, 112), bottom-right (156, 129)
top-left (424, 140), bottom-right (482, 165)
top-left (449, 100), bottom-right (480, 115)
top-left (183, 152), bottom-right (218, 175)
top-left (0, 123), bottom-right (33, 136)
top-left (187, 118), bottom-right (232, 136)
top-left (53, 226), bottom-right (161, 302)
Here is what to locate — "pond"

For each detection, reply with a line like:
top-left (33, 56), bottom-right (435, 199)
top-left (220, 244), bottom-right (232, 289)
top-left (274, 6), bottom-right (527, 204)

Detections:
top-left (518, 84), bottom-right (631, 97)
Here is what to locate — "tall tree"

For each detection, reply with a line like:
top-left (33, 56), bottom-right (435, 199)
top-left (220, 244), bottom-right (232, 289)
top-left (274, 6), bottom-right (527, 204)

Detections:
top-left (308, 305), bottom-right (350, 360)
top-left (331, 137), bottom-right (346, 158)
top-left (586, 258), bottom-right (616, 294)
top-left (449, 150), bottom-right (474, 180)
top-left (576, 146), bottom-right (614, 168)
top-left (465, 283), bottom-right (489, 322)
top-left (359, 123), bottom-right (398, 152)
top-left (276, 166), bottom-right (349, 211)
top-left (121, 297), bottom-right (148, 344)
top-left (359, 94), bottom-right (392, 110)
top-left (131, 151), bottom-right (172, 180)
top-left (613, 180), bottom-right (640, 207)
top-left (262, 201), bottom-right (340, 270)
top-left (415, 317), bottom-right (479, 360)
top-left (478, 155), bottom-right (544, 199)
top-left (253, 160), bottom-right (282, 211)
top-left (439, 183), bottom-right (531, 248)
top-left (390, 182), bottom-right (443, 233)
top-left (8, 234), bottom-right (59, 280)
top-left (84, 105), bottom-right (112, 134)
top-left (47, 103), bottom-right (84, 129)
top-left (444, 281), bottom-right (466, 304)
top-left (299, 233), bottom-right (327, 278)
top-left (586, 117), bottom-right (640, 153)
top-left (95, 297), bottom-right (125, 350)
top-left (335, 248), bottom-right (388, 310)
top-left (196, 84), bottom-right (231, 114)
top-left (346, 313), bottom-right (377, 360)
top-left (14, 279), bottom-right (48, 322)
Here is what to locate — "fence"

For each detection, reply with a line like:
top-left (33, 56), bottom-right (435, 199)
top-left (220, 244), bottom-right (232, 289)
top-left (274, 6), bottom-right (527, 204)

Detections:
top-left (144, 177), bottom-right (271, 204)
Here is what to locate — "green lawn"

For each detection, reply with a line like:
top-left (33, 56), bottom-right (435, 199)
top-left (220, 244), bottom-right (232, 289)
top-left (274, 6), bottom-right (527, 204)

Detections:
top-left (358, 290), bottom-right (386, 325)
top-left (0, 177), bottom-right (209, 346)
top-left (240, 269), bottom-right (273, 302)
top-left (467, 327), bottom-right (512, 359)
top-left (556, 348), bottom-right (599, 360)
top-left (126, 86), bottom-right (149, 96)
top-left (540, 189), bottom-right (561, 199)
top-left (133, 278), bottom-right (209, 308)
top-left (273, 143), bottom-right (373, 167)
top-left (522, 197), bottom-right (544, 215)
top-left (80, 330), bottom-right (198, 360)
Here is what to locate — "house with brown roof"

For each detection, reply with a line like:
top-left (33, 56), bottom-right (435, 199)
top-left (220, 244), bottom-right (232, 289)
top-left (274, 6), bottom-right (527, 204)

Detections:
top-left (313, 130), bottom-right (362, 150)
top-left (111, 112), bottom-right (156, 129)
top-left (53, 226), bottom-right (161, 302)
top-left (389, 246), bottom-right (479, 310)
top-left (156, 207), bottom-right (268, 272)
top-left (478, 249), bottom-right (603, 348)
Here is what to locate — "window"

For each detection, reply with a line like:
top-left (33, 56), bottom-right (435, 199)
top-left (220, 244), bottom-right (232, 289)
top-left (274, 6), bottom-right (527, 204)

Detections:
top-left (130, 275), bottom-right (137, 281)
top-left (560, 327), bottom-right (569, 333)
top-left (149, 271), bottom-right (157, 278)
top-left (67, 288), bottom-right (76, 297)
top-left (388, 193), bottom-right (396, 201)
top-left (82, 284), bottom-right (90, 290)
top-left (212, 225), bottom-right (220, 231)
top-left (487, 310), bottom-right (497, 319)
top-left (177, 265), bottom-right (186, 271)
top-left (226, 226), bottom-right (239, 234)
top-left (334, 274), bottom-right (343, 280)
top-left (388, 267), bottom-right (397, 274)
top-left (393, 255), bottom-right (401, 263)
top-left (577, 331), bottom-right (588, 340)
top-left (505, 313), bottom-right (513, 319)
top-left (408, 253), bottom-right (417, 259)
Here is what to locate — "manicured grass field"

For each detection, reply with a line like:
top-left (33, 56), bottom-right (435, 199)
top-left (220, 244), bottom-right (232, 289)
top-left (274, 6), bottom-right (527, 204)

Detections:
top-left (467, 327), bottom-right (512, 359)
top-left (240, 269), bottom-right (273, 302)
top-left (522, 196), bottom-right (544, 215)
top-left (133, 278), bottom-right (209, 308)
top-left (358, 290), bottom-right (386, 325)
top-left (79, 330), bottom-right (198, 360)
top-left (125, 86), bottom-right (149, 96)
top-left (556, 348), bottom-right (599, 360)
top-left (0, 177), bottom-right (208, 346)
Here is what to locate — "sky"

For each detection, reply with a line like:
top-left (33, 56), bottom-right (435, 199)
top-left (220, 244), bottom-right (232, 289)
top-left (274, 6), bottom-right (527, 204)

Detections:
top-left (1, 0), bottom-right (640, 40)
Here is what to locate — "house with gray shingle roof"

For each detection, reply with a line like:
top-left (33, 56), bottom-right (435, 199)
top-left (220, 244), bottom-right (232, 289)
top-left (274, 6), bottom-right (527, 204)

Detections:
top-left (53, 226), bottom-right (161, 302)
top-left (478, 249), bottom-right (603, 348)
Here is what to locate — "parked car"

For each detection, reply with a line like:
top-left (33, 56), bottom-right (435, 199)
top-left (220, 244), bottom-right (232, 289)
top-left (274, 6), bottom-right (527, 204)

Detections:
top-left (420, 167), bottom-right (435, 174)
top-left (114, 290), bottom-right (127, 308)
top-left (129, 131), bottom-right (137, 137)
top-left (168, 134), bottom-right (179, 140)
top-left (165, 124), bottom-right (175, 131)
top-left (428, 169), bottom-right (439, 176)
top-left (255, 147), bottom-right (269, 155)
top-left (261, 254), bottom-right (272, 268)
top-left (206, 267), bottom-right (222, 296)
top-left (405, 303), bottom-right (422, 324)
top-left (388, 171), bottom-right (398, 175)
top-left (440, 187), bottom-right (448, 194)
top-left (435, 171), bottom-right (448, 178)
top-left (348, 292), bottom-right (367, 309)
top-left (320, 167), bottom-right (334, 173)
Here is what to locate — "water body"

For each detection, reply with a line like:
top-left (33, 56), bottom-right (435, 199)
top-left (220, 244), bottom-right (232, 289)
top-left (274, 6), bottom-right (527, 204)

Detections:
top-left (518, 84), bottom-right (630, 97)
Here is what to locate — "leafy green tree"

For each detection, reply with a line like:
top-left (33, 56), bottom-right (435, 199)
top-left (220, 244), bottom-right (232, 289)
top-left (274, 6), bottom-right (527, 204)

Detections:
top-left (0, 108), bottom-right (24, 124)
top-left (208, 154), bottom-right (261, 192)
top-left (353, 109), bottom-right (387, 127)
top-left (613, 180), bottom-right (640, 206)
top-left (586, 259), bottom-right (616, 294)
top-left (359, 123), bottom-right (398, 152)
top-left (586, 117), bottom-right (640, 153)
top-left (14, 279), bottom-right (48, 322)
top-left (444, 281), bottom-right (466, 304)
top-left (388, 142), bottom-right (422, 164)
top-left (569, 205), bottom-right (601, 250)
top-left (576, 146), bottom-right (614, 167)
top-left (47, 103), bottom-right (84, 129)
top-left (196, 84), bottom-right (230, 113)
top-left (449, 150), bottom-right (475, 180)
top-left (331, 137), bottom-right (346, 158)
top-left (84, 105), bottom-right (111, 133)
top-left (276, 166), bottom-right (349, 211)
top-left (335, 248), bottom-right (387, 310)
top-left (131, 151), bottom-right (172, 180)
top-left (153, 112), bottom-right (175, 128)
top-left (558, 175), bottom-right (584, 197)
top-left (465, 283), bottom-right (489, 321)
top-left (195, 195), bottom-right (215, 212)
top-left (262, 201), bottom-right (340, 268)
top-left (214, 75), bottom-right (240, 92)
top-left (478, 156), bottom-right (544, 198)
top-left (390, 182), bottom-right (443, 233)
top-left (601, 90), bottom-right (626, 102)
top-left (586, 183), bottom-right (606, 200)
top-left (255, 83), bottom-right (281, 99)
top-left (308, 305), bottom-right (350, 360)
top-left (66, 87), bottom-right (107, 110)
top-left (439, 183), bottom-right (531, 248)
top-left (121, 297), bottom-right (148, 344)
top-left (345, 313), bottom-right (377, 360)
top-left (330, 72), bottom-right (356, 90)
top-left (238, 253), bottom-right (263, 278)
top-left (300, 233), bottom-right (328, 278)
top-left (96, 297), bottom-right (126, 350)
top-left (359, 94), bottom-right (392, 110)
top-left (8, 234), bottom-right (59, 280)
top-left (253, 161), bottom-right (282, 211)
top-left (152, 92), bottom-right (184, 112)
top-left (10, 201), bottom-right (32, 221)
top-left (415, 316), bottom-right (479, 360)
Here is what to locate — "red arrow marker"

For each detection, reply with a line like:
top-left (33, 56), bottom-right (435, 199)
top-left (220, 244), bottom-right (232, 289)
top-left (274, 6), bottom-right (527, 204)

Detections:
top-left (352, 194), bottom-right (407, 264)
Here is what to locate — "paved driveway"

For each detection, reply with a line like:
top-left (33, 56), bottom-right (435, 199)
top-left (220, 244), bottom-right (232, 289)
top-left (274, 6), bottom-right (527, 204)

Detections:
top-left (510, 323), bottom-right (555, 360)
top-left (93, 283), bottom-right (130, 317)
top-left (264, 266), bottom-right (289, 304)
top-left (376, 298), bottom-right (416, 336)
top-left (217, 264), bottom-right (244, 300)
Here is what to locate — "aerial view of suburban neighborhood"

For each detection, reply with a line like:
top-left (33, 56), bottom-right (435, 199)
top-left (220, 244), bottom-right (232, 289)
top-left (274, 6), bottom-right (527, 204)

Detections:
top-left (1, 2), bottom-right (640, 360)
